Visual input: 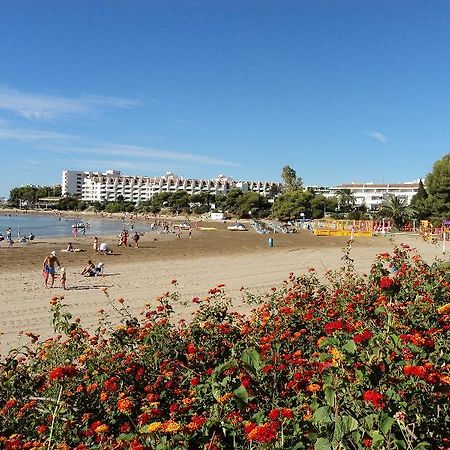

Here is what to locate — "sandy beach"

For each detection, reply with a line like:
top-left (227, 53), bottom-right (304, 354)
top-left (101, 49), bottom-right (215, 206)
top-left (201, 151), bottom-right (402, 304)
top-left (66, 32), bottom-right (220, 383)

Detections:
top-left (0, 220), bottom-right (446, 354)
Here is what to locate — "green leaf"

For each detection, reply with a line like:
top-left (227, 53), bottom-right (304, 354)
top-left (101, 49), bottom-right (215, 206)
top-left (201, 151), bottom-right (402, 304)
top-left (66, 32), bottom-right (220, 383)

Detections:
top-left (320, 352), bottom-right (332, 362)
top-left (314, 438), bottom-right (332, 450)
top-left (380, 416), bottom-right (395, 435)
top-left (289, 443), bottom-right (306, 450)
top-left (343, 339), bottom-right (357, 354)
top-left (241, 348), bottom-right (261, 372)
top-left (332, 417), bottom-right (344, 443)
top-left (371, 430), bottom-right (384, 444)
top-left (117, 433), bottom-right (135, 442)
top-left (324, 386), bottom-right (335, 407)
top-left (341, 415), bottom-right (359, 433)
top-left (313, 406), bottom-right (332, 424)
top-left (234, 385), bottom-right (249, 403)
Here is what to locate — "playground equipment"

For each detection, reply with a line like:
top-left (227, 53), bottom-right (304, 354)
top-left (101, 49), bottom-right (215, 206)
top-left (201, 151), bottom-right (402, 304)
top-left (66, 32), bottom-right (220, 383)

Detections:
top-left (312, 219), bottom-right (374, 237)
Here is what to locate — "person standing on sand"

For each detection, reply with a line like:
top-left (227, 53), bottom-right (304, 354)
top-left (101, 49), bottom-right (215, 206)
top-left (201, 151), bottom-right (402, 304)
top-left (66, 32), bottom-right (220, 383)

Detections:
top-left (132, 232), bottom-right (140, 248)
top-left (60, 267), bottom-right (67, 290)
top-left (93, 236), bottom-right (99, 252)
top-left (43, 251), bottom-right (61, 288)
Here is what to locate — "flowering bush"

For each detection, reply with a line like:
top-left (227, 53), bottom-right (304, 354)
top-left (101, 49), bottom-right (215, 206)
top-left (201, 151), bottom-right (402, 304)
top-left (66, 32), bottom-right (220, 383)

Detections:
top-left (1, 244), bottom-right (450, 449)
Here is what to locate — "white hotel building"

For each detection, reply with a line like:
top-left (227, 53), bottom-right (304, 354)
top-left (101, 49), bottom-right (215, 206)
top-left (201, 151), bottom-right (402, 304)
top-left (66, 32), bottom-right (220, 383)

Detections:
top-left (62, 170), bottom-right (280, 203)
top-left (326, 181), bottom-right (420, 210)
top-left (62, 170), bottom-right (420, 210)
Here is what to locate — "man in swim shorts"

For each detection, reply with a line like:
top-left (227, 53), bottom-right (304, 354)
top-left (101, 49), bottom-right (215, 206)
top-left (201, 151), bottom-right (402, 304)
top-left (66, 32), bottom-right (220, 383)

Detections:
top-left (43, 250), bottom-right (61, 288)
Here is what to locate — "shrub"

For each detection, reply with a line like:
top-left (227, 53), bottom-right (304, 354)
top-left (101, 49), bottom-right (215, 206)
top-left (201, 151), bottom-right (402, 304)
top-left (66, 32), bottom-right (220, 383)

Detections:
top-left (0, 244), bottom-right (449, 449)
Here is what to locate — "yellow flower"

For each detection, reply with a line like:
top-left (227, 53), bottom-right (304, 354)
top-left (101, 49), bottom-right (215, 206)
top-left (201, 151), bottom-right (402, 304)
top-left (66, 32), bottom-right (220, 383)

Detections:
top-left (161, 419), bottom-right (182, 433)
top-left (147, 401), bottom-right (160, 408)
top-left (438, 303), bottom-right (450, 315)
top-left (182, 397), bottom-right (196, 406)
top-left (330, 347), bottom-right (343, 365)
top-left (141, 422), bottom-right (162, 433)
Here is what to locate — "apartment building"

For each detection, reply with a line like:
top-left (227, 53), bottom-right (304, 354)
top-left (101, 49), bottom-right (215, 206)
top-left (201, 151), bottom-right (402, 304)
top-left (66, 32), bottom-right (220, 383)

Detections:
top-left (328, 182), bottom-right (420, 210)
top-left (62, 170), bottom-right (280, 203)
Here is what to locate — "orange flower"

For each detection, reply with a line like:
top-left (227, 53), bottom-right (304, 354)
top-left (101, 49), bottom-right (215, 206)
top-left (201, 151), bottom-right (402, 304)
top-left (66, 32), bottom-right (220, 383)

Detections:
top-left (117, 397), bottom-right (134, 414)
top-left (438, 303), bottom-right (450, 314)
top-left (161, 420), bottom-right (181, 433)
top-left (94, 424), bottom-right (109, 434)
top-left (217, 392), bottom-right (234, 404)
top-left (306, 383), bottom-right (321, 393)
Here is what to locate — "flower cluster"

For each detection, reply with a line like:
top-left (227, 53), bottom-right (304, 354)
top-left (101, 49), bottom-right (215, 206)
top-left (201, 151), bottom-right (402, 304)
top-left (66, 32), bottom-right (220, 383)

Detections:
top-left (0, 244), bottom-right (449, 449)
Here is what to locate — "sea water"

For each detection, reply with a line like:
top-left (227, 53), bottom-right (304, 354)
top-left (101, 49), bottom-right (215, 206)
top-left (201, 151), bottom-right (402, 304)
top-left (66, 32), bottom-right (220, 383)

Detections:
top-left (0, 213), bottom-right (151, 239)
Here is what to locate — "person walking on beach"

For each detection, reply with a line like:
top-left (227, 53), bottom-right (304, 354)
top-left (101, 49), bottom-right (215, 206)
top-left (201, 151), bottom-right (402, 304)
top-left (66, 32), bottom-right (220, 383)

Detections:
top-left (6, 228), bottom-right (13, 247)
top-left (43, 251), bottom-right (61, 288)
top-left (132, 232), bottom-right (140, 248)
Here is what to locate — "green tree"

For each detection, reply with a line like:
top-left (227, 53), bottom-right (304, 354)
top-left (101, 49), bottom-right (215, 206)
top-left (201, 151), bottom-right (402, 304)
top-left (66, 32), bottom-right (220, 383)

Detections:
top-left (311, 195), bottom-right (338, 219)
top-left (271, 190), bottom-right (314, 221)
top-left (379, 194), bottom-right (415, 229)
top-left (281, 166), bottom-right (303, 192)
top-left (224, 189), bottom-right (243, 214)
top-left (235, 192), bottom-right (271, 218)
top-left (410, 179), bottom-right (431, 221)
top-left (168, 191), bottom-right (190, 214)
top-left (335, 188), bottom-right (356, 213)
top-left (424, 154), bottom-right (450, 223)
top-left (150, 192), bottom-right (172, 210)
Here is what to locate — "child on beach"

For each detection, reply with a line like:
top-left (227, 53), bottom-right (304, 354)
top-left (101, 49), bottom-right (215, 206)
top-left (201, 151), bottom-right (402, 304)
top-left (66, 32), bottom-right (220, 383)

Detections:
top-left (60, 267), bottom-right (67, 290)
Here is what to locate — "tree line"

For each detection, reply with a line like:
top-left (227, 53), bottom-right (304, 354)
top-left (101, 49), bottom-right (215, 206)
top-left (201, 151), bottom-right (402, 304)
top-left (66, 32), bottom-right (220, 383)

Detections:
top-left (6, 155), bottom-right (450, 227)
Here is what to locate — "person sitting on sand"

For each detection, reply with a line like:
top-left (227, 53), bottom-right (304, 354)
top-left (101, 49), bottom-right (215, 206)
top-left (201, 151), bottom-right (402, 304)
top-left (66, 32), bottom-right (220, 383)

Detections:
top-left (99, 242), bottom-right (113, 255)
top-left (62, 242), bottom-right (84, 253)
top-left (43, 251), bottom-right (61, 288)
top-left (81, 260), bottom-right (97, 277)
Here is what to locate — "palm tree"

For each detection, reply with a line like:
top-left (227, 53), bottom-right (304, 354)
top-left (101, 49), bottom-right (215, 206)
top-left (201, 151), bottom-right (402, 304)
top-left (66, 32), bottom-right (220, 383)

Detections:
top-left (335, 188), bottom-right (356, 213)
top-left (379, 194), bottom-right (415, 229)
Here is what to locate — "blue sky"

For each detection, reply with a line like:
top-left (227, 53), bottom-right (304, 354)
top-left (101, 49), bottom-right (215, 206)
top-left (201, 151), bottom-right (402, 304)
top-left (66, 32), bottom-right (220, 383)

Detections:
top-left (1, 0), bottom-right (450, 197)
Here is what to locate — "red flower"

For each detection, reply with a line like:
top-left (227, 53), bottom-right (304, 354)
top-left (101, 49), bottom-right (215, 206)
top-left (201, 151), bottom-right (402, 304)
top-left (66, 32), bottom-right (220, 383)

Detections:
top-left (268, 409), bottom-right (279, 421)
top-left (36, 424), bottom-right (48, 434)
top-left (281, 408), bottom-right (294, 419)
top-left (103, 377), bottom-right (119, 392)
top-left (49, 365), bottom-right (77, 381)
top-left (279, 307), bottom-right (293, 315)
top-left (403, 365), bottom-right (427, 379)
top-left (324, 319), bottom-right (344, 335)
top-left (363, 390), bottom-right (385, 410)
top-left (137, 413), bottom-right (150, 425)
top-left (246, 421), bottom-right (279, 443)
top-left (190, 376), bottom-right (200, 386)
top-left (353, 330), bottom-right (373, 343)
top-left (379, 276), bottom-right (395, 290)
